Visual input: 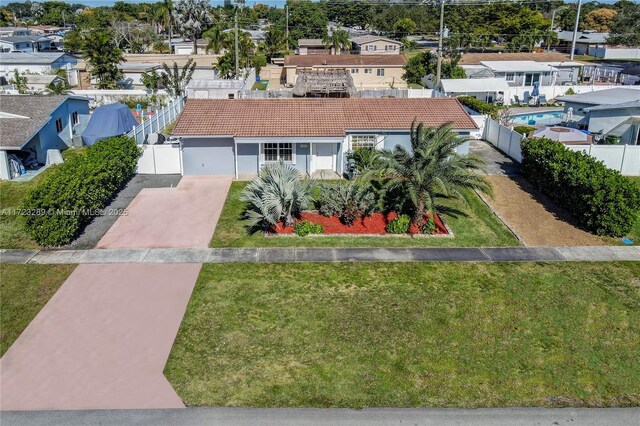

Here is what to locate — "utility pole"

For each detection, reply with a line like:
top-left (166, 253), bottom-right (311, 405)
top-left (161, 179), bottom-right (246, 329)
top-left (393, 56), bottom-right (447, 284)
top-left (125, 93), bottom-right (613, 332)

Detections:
top-left (235, 1), bottom-right (239, 79)
top-left (570, 0), bottom-right (583, 61)
top-left (285, 4), bottom-right (289, 52)
top-left (435, 0), bottom-right (445, 86)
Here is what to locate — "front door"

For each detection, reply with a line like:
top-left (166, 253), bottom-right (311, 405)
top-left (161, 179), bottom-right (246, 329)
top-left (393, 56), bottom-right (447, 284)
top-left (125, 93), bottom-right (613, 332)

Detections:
top-left (314, 144), bottom-right (334, 170)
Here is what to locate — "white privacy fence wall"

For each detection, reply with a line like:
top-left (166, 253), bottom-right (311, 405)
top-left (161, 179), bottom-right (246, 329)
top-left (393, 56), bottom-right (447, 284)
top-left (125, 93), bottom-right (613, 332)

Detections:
top-left (483, 118), bottom-right (640, 176)
top-left (127, 97), bottom-right (185, 144)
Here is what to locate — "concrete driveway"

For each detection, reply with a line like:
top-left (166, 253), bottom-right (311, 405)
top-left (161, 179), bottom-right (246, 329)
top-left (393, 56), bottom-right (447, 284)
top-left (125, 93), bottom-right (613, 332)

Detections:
top-left (0, 264), bottom-right (201, 410)
top-left (98, 176), bottom-right (232, 249)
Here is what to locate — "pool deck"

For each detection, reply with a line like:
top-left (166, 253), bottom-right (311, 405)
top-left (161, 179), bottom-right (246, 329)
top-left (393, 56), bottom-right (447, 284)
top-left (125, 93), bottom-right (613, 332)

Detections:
top-left (508, 107), bottom-right (563, 115)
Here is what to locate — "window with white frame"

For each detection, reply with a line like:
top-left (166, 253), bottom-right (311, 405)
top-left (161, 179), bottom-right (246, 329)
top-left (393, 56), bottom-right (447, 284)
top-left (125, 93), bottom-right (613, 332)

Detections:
top-left (505, 72), bottom-right (515, 82)
top-left (367, 45), bottom-right (376, 51)
top-left (351, 68), bottom-right (359, 74)
top-left (386, 45), bottom-right (396, 51)
top-left (261, 142), bottom-right (295, 163)
top-left (376, 69), bottom-right (385, 76)
top-left (364, 68), bottom-right (372, 74)
top-left (351, 135), bottom-right (377, 149)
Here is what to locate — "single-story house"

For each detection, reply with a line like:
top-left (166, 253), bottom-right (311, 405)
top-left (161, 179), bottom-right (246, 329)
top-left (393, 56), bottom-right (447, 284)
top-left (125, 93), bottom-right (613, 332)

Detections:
top-left (283, 54), bottom-right (408, 89)
top-left (24, 74), bottom-right (65, 92)
top-left (0, 35), bottom-right (53, 53)
top-left (297, 39), bottom-right (332, 55)
top-left (438, 78), bottom-right (510, 104)
top-left (170, 98), bottom-right (477, 177)
top-left (171, 38), bottom-right (209, 55)
top-left (0, 95), bottom-right (90, 180)
top-left (479, 61), bottom-right (557, 87)
top-left (459, 52), bottom-right (571, 66)
top-left (556, 88), bottom-right (640, 144)
top-left (0, 52), bottom-right (77, 76)
top-left (28, 25), bottom-right (64, 35)
top-left (348, 35), bottom-right (402, 55)
top-left (556, 30), bottom-right (608, 56)
top-left (186, 69), bottom-right (256, 99)
top-left (0, 27), bottom-right (31, 37)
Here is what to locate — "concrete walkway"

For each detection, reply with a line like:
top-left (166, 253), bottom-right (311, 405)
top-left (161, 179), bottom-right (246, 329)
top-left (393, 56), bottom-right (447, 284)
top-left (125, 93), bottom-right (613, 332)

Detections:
top-left (2, 407), bottom-right (638, 426)
top-left (97, 176), bottom-right (231, 249)
top-left (0, 264), bottom-right (201, 411)
top-left (2, 246), bottom-right (639, 264)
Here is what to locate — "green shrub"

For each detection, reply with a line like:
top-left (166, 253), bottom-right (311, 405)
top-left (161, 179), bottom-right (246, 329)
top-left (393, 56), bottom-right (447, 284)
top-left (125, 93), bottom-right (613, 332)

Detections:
top-left (386, 214), bottom-right (411, 234)
top-left (294, 221), bottom-right (324, 237)
top-left (346, 148), bottom-right (382, 174)
top-left (457, 96), bottom-right (499, 119)
top-left (513, 125), bottom-right (536, 136)
top-left (317, 182), bottom-right (377, 225)
top-left (22, 136), bottom-right (141, 246)
top-left (521, 137), bottom-right (640, 236)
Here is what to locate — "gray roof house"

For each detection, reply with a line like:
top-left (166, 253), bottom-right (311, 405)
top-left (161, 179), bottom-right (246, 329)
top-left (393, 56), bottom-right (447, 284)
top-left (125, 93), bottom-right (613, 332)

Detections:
top-left (0, 95), bottom-right (90, 180)
top-left (0, 35), bottom-right (53, 53)
top-left (556, 88), bottom-right (640, 145)
top-left (556, 30), bottom-right (608, 56)
top-left (0, 52), bottom-right (77, 77)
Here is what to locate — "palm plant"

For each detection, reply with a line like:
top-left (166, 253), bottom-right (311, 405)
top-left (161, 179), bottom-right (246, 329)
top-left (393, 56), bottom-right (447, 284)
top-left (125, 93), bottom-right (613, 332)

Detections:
top-left (371, 122), bottom-right (491, 226)
top-left (261, 27), bottom-right (285, 60)
top-left (204, 25), bottom-right (224, 54)
top-left (160, 59), bottom-right (196, 97)
top-left (241, 161), bottom-right (314, 232)
top-left (322, 29), bottom-right (351, 54)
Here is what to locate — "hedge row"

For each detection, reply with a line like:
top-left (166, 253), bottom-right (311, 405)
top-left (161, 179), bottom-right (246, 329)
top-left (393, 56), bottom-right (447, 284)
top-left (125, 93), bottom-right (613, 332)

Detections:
top-left (521, 137), bottom-right (640, 237)
top-left (23, 136), bottom-right (141, 246)
top-left (457, 96), bottom-right (499, 119)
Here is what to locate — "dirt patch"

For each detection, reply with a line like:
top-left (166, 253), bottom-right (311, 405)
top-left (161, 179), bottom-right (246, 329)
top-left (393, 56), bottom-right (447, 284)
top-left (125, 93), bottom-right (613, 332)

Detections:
top-left (483, 176), bottom-right (605, 247)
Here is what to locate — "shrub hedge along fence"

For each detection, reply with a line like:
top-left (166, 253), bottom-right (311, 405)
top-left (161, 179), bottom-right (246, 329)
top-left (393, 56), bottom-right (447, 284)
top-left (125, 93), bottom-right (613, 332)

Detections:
top-left (23, 136), bottom-right (141, 246)
top-left (457, 96), bottom-right (499, 119)
top-left (521, 137), bottom-right (640, 237)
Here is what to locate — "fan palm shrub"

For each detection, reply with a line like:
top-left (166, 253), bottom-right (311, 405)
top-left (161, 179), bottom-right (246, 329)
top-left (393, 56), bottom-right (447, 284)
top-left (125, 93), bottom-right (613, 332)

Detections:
top-left (371, 122), bottom-right (490, 230)
top-left (241, 161), bottom-right (314, 232)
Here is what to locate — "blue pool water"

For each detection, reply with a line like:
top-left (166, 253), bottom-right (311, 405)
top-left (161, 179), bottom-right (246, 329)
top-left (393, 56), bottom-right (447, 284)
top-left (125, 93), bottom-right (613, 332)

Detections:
top-left (509, 110), bottom-right (564, 126)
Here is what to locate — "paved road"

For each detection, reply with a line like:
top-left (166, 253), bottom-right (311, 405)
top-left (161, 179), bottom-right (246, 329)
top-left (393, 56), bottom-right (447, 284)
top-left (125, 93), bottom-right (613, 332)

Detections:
top-left (2, 407), bottom-right (638, 426)
top-left (2, 246), bottom-right (639, 264)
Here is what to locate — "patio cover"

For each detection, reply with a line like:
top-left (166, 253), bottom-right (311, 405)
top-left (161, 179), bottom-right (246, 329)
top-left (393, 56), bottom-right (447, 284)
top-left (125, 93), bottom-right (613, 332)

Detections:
top-left (440, 78), bottom-right (509, 93)
top-left (81, 103), bottom-right (139, 146)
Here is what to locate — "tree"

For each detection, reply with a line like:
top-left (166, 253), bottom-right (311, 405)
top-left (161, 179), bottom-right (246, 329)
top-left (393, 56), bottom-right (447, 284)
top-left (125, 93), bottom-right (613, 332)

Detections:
top-left (371, 122), bottom-right (490, 228)
top-left (322, 29), bottom-right (351, 54)
top-left (161, 59), bottom-right (196, 97)
top-left (82, 29), bottom-right (124, 89)
top-left (0, 7), bottom-right (15, 26)
top-left (393, 17), bottom-right (416, 38)
top-left (46, 79), bottom-right (71, 95)
top-left (173, 0), bottom-right (211, 54)
top-left (241, 161), bottom-right (314, 231)
top-left (214, 31), bottom-right (256, 78)
top-left (9, 70), bottom-right (28, 94)
top-left (286, 0), bottom-right (328, 46)
top-left (608, 1), bottom-right (640, 46)
top-left (402, 51), bottom-right (464, 86)
top-left (141, 69), bottom-right (164, 94)
top-left (204, 25), bottom-right (224, 54)
top-left (260, 27), bottom-right (286, 60)
top-left (584, 8), bottom-right (617, 32)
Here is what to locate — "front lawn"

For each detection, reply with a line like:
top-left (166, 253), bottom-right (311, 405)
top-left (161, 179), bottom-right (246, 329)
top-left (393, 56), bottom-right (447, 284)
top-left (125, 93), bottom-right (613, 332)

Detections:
top-left (0, 264), bottom-right (75, 356)
top-left (209, 181), bottom-right (519, 248)
top-left (165, 261), bottom-right (640, 408)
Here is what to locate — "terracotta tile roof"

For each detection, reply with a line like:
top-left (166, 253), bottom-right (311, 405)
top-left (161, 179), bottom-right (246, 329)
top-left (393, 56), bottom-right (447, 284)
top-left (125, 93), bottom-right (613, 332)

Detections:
top-left (459, 52), bottom-right (572, 65)
top-left (172, 98), bottom-right (478, 137)
top-left (284, 54), bottom-right (407, 67)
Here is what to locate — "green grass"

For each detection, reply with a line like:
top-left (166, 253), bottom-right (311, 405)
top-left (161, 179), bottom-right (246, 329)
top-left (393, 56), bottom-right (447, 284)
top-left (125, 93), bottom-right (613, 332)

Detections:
top-left (0, 264), bottom-right (75, 356)
top-left (0, 148), bottom-right (85, 249)
top-left (209, 181), bottom-right (519, 248)
top-left (252, 81), bottom-right (268, 90)
top-left (165, 261), bottom-right (640, 408)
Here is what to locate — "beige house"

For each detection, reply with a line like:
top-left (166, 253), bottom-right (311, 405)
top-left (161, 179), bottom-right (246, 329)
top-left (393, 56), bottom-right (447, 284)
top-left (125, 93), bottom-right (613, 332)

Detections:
top-left (283, 54), bottom-right (408, 89)
top-left (297, 39), bottom-right (333, 55)
top-left (349, 35), bottom-right (402, 55)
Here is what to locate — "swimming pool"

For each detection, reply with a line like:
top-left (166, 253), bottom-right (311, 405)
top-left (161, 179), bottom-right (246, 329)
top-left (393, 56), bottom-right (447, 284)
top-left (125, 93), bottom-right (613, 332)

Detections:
top-left (509, 110), bottom-right (564, 126)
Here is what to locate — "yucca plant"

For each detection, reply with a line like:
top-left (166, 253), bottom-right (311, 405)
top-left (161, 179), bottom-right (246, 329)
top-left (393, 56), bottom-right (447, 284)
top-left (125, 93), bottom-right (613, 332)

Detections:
top-left (241, 161), bottom-right (314, 232)
top-left (317, 181), bottom-right (377, 226)
top-left (371, 122), bottom-right (491, 228)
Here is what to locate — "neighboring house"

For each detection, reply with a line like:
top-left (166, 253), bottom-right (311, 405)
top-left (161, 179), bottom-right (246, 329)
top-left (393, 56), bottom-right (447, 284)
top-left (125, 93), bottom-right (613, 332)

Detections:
top-left (170, 98), bottom-right (477, 177)
top-left (24, 74), bottom-right (65, 92)
top-left (438, 78), bottom-right (510, 104)
top-left (0, 95), bottom-right (90, 180)
top-left (556, 30), bottom-right (608, 56)
top-left (297, 39), bottom-right (332, 55)
top-left (187, 69), bottom-right (256, 99)
top-left (556, 88), bottom-right (640, 144)
top-left (0, 52), bottom-right (77, 79)
top-left (171, 39), bottom-right (209, 55)
top-left (591, 46), bottom-right (640, 61)
top-left (119, 63), bottom-right (162, 89)
top-left (459, 52), bottom-right (571, 66)
top-left (222, 29), bottom-right (265, 46)
top-left (28, 25), bottom-right (64, 35)
top-left (0, 35), bottom-right (53, 52)
top-left (479, 61), bottom-right (557, 87)
top-left (283, 54), bottom-right (408, 89)
top-left (0, 27), bottom-right (31, 37)
top-left (348, 35), bottom-right (402, 55)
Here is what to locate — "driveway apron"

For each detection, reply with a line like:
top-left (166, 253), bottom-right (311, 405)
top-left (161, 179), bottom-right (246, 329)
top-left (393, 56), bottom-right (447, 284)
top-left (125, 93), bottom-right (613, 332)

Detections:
top-left (1, 176), bottom-right (230, 410)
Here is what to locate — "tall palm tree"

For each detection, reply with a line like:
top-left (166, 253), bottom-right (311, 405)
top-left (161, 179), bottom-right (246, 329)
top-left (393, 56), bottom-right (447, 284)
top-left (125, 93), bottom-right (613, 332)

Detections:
top-left (164, 0), bottom-right (173, 53)
top-left (322, 29), bottom-right (351, 55)
top-left (261, 27), bottom-right (285, 61)
top-left (204, 25), bottom-right (224, 54)
top-left (372, 122), bottom-right (491, 224)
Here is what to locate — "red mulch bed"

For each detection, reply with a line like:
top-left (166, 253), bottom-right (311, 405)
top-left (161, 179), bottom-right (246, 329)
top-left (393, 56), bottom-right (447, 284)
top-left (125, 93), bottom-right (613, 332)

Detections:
top-left (274, 211), bottom-right (449, 235)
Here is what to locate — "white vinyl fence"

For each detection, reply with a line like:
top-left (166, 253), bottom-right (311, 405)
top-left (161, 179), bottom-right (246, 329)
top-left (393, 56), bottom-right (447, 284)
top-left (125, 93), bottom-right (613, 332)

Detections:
top-left (483, 118), bottom-right (640, 175)
top-left (137, 143), bottom-right (183, 174)
top-left (127, 97), bottom-right (185, 144)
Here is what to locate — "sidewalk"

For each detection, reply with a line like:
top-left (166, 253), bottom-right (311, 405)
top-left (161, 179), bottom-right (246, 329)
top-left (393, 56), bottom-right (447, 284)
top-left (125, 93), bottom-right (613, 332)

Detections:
top-left (2, 246), bottom-right (639, 264)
